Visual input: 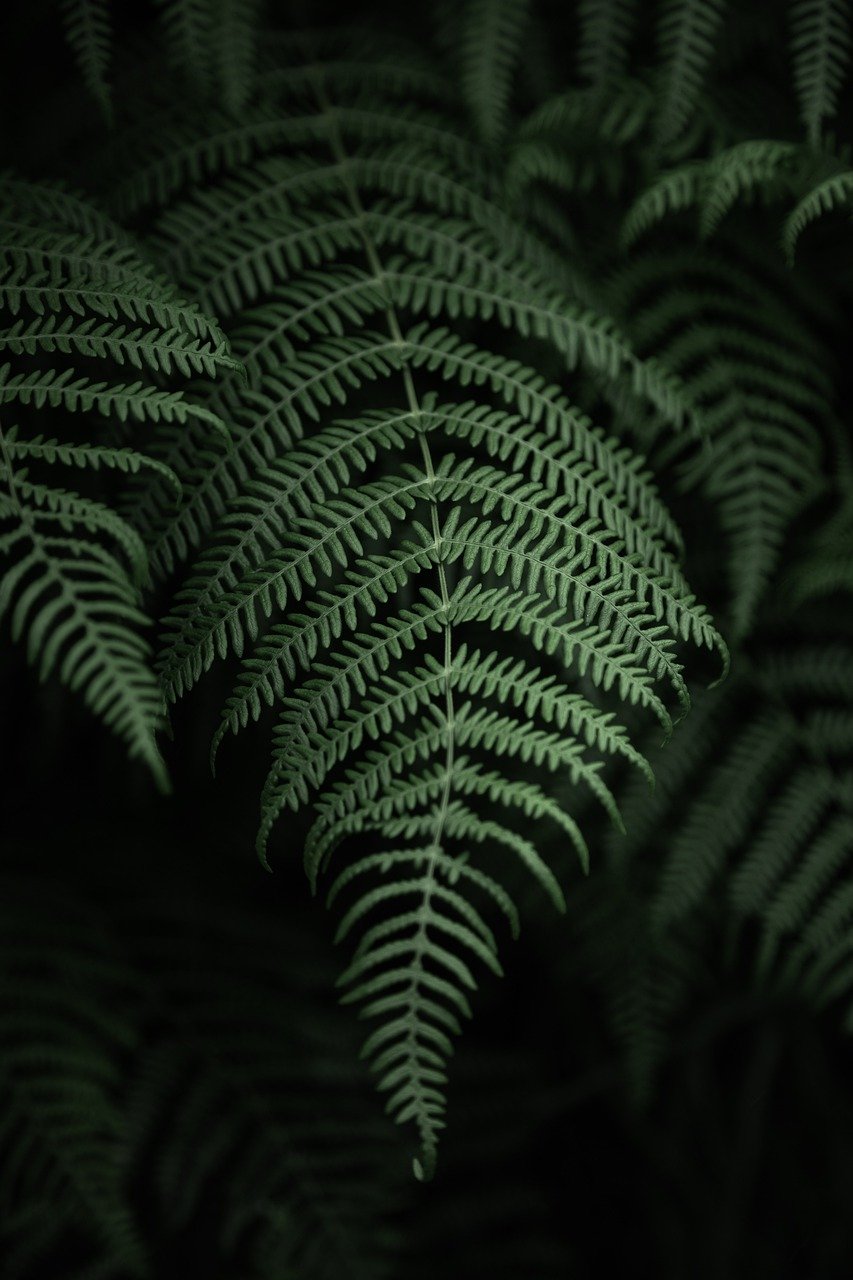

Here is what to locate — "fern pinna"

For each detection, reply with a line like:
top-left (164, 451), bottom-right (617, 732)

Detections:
top-left (0, 174), bottom-right (236, 784)
top-left (100, 29), bottom-right (731, 1174)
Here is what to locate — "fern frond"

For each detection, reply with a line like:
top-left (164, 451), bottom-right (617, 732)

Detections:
top-left (790, 0), bottom-right (852, 144)
top-left (211, 0), bottom-right (260, 113)
top-left (698, 139), bottom-right (802, 236)
top-left (154, 0), bottom-right (213, 89)
top-left (615, 242), bottom-right (828, 636)
top-left (1, 426), bottom-right (181, 494)
top-left (0, 177), bottom-right (236, 781)
top-left (577, 0), bottom-right (638, 88)
top-left (783, 164), bottom-right (853, 258)
top-left (626, 645), bottom-right (853, 1034)
top-left (655, 0), bottom-right (728, 147)
top-left (507, 80), bottom-right (653, 206)
top-left (653, 708), bottom-right (794, 928)
top-left (0, 468), bottom-right (168, 786)
top-left (458, 0), bottom-right (530, 148)
top-left (621, 160), bottom-right (705, 244)
top-left (58, 0), bottom-right (113, 123)
top-left (0, 312), bottom-right (241, 378)
top-left (0, 173), bottom-right (127, 241)
top-left (622, 141), bottom-right (803, 244)
top-left (0, 887), bottom-right (144, 1277)
top-left (129, 33), bottom-right (723, 1172)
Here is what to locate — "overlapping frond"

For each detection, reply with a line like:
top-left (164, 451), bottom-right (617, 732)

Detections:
top-left (613, 239), bottom-right (829, 637)
top-left (622, 140), bottom-right (806, 245)
top-left (623, 647), bottom-right (853, 1029)
top-left (0, 174), bottom-right (235, 783)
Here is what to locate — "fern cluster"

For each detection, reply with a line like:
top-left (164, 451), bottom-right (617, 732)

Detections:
top-left (2, 0), bottom-right (853, 1273)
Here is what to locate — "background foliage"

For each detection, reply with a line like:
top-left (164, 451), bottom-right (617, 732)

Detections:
top-left (2, 0), bottom-right (853, 1274)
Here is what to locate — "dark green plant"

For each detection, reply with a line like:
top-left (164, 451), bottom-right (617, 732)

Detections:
top-left (2, 0), bottom-right (853, 1274)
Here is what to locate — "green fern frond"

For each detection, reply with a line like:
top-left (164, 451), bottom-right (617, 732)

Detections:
top-left (621, 159), bottom-right (706, 244)
top-left (0, 460), bottom-right (169, 787)
top-left (154, 0), bottom-right (213, 89)
top-left (614, 242), bottom-right (828, 637)
top-left (653, 707), bottom-right (794, 928)
top-left (58, 0), bottom-right (113, 123)
top-left (622, 141), bottom-right (804, 244)
top-left (211, 0), bottom-right (260, 113)
top-left (0, 173), bottom-right (128, 240)
top-left (507, 80), bottom-right (654, 206)
top-left (458, 0), bottom-right (530, 148)
top-left (140, 38), bottom-right (725, 1173)
top-left (0, 426), bottom-right (181, 494)
top-left (655, 0), bottom-right (728, 147)
top-left (0, 177), bottom-right (236, 782)
top-left (0, 886), bottom-right (144, 1278)
top-left (783, 164), bottom-right (853, 258)
top-left (790, 0), bottom-right (852, 144)
top-left (626, 646), bottom-right (853, 1032)
top-left (784, 468), bottom-right (853, 605)
top-left (697, 139), bottom-right (802, 236)
top-left (577, 0), bottom-right (638, 88)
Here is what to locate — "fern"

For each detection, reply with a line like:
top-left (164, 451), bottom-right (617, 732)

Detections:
top-left (58, 0), bottom-right (113, 122)
top-left (210, 0), bottom-right (260, 114)
top-left (0, 882), bottom-right (144, 1279)
top-left (154, 0), bottom-right (214, 90)
top-left (622, 140), bottom-right (807, 245)
top-left (654, 0), bottom-right (728, 147)
top-left (506, 78), bottom-right (655, 209)
top-left (784, 162), bottom-right (853, 258)
top-left (576, 0), bottom-right (638, 88)
top-left (6, 0), bottom-right (853, 1263)
top-left (0, 175), bottom-right (235, 784)
top-left (457, 0), bottom-right (531, 149)
top-left (626, 646), bottom-right (853, 1030)
top-left (790, 0), bottom-right (852, 144)
top-left (613, 238), bottom-right (829, 637)
top-left (0, 876), bottom-right (404, 1280)
top-left (124, 898), bottom-right (402, 1279)
top-left (109, 34), bottom-right (732, 1174)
